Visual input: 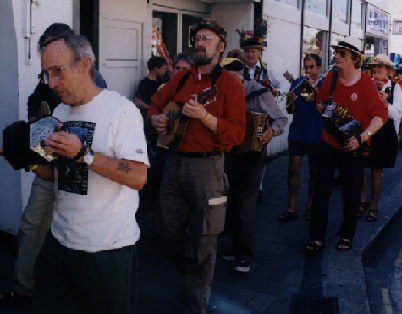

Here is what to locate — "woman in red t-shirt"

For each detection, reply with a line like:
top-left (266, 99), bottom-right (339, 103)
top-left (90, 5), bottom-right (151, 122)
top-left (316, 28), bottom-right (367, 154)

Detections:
top-left (305, 40), bottom-right (387, 254)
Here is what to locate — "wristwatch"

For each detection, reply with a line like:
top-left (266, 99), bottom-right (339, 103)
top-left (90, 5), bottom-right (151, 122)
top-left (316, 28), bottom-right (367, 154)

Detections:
top-left (365, 130), bottom-right (372, 137)
top-left (83, 149), bottom-right (94, 167)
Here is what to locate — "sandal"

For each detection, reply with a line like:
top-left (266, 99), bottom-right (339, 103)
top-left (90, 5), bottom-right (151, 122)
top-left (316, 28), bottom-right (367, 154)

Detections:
top-left (278, 210), bottom-right (298, 222)
top-left (336, 238), bottom-right (352, 251)
top-left (305, 208), bottom-right (311, 222)
top-left (356, 201), bottom-right (369, 219)
top-left (305, 241), bottom-right (325, 256)
top-left (366, 209), bottom-right (378, 222)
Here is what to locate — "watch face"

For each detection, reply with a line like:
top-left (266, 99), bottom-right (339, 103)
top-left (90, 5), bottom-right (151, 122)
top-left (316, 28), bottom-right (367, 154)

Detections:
top-left (84, 152), bottom-right (94, 165)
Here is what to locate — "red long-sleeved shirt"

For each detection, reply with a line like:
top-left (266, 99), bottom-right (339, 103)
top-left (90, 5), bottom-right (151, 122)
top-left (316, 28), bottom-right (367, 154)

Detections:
top-left (317, 70), bottom-right (388, 150)
top-left (148, 67), bottom-right (245, 152)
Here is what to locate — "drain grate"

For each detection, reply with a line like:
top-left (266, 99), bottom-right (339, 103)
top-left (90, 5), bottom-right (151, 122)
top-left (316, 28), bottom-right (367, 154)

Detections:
top-left (289, 293), bottom-right (339, 314)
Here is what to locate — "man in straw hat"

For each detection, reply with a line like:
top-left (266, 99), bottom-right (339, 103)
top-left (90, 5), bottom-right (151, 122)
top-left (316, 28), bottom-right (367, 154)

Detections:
top-left (148, 19), bottom-right (245, 314)
top-left (358, 54), bottom-right (402, 222)
top-left (305, 38), bottom-right (388, 254)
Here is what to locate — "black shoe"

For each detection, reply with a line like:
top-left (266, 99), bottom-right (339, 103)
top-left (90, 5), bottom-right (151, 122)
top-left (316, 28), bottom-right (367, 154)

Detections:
top-left (0, 289), bottom-right (31, 306)
top-left (233, 260), bottom-right (250, 273)
top-left (222, 250), bottom-right (236, 262)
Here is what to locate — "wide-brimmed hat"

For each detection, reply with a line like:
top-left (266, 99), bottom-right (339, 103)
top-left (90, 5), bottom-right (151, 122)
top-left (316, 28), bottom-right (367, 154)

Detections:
top-left (189, 19), bottom-right (227, 48)
top-left (237, 18), bottom-right (268, 51)
top-left (369, 54), bottom-right (394, 68)
top-left (220, 58), bottom-right (244, 72)
top-left (330, 38), bottom-right (365, 61)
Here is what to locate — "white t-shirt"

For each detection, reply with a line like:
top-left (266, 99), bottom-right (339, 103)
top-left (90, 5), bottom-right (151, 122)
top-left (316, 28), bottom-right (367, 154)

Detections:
top-left (51, 90), bottom-right (149, 252)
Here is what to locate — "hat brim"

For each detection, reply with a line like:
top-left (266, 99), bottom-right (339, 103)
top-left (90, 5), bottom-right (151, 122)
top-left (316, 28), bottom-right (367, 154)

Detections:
top-left (368, 60), bottom-right (393, 68)
top-left (330, 43), bottom-right (365, 61)
top-left (241, 45), bottom-right (265, 51)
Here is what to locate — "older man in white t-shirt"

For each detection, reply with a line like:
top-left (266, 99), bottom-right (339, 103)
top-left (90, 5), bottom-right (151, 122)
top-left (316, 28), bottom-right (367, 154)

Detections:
top-left (31, 35), bottom-right (149, 314)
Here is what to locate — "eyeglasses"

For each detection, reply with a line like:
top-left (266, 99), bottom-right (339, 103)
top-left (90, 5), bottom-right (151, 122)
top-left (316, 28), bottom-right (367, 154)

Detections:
top-left (194, 35), bottom-right (218, 43)
top-left (334, 49), bottom-right (346, 58)
top-left (38, 58), bottom-right (80, 84)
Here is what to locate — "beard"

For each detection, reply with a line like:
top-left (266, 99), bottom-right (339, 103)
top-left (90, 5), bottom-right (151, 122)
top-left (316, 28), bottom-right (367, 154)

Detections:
top-left (194, 45), bottom-right (220, 66)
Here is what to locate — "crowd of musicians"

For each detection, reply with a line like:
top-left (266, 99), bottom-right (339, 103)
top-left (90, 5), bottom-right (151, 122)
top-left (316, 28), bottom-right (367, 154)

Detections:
top-left (1, 18), bottom-right (402, 314)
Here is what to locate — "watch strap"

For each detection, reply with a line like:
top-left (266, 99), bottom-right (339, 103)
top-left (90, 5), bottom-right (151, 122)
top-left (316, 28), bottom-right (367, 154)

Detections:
top-left (73, 142), bottom-right (86, 161)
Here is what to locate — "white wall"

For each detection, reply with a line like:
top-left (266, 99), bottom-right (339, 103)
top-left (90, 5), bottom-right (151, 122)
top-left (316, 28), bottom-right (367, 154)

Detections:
top-left (3, 0), bottom-right (73, 234)
top-left (211, 3), bottom-right (254, 55)
top-left (390, 0), bottom-right (402, 54)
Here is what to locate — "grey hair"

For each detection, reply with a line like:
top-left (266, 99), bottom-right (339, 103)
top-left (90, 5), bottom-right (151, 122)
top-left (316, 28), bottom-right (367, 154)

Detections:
top-left (63, 35), bottom-right (96, 80)
top-left (173, 52), bottom-right (195, 67)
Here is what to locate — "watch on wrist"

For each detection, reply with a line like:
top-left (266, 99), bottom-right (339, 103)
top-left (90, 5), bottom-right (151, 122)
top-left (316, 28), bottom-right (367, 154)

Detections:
top-left (83, 149), bottom-right (94, 167)
top-left (366, 130), bottom-right (372, 137)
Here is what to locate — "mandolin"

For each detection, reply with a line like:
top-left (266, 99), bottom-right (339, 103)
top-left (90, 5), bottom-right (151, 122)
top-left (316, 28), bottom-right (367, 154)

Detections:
top-left (157, 86), bottom-right (217, 149)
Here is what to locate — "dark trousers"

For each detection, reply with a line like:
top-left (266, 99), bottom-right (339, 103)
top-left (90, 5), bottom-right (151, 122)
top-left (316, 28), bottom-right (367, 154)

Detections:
top-left (309, 143), bottom-right (364, 242)
top-left (156, 152), bottom-right (226, 314)
top-left (225, 151), bottom-right (265, 262)
top-left (32, 231), bottom-right (137, 314)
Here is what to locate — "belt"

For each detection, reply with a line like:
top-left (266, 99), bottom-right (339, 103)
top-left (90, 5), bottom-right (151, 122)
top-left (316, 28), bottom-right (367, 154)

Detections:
top-left (175, 152), bottom-right (223, 158)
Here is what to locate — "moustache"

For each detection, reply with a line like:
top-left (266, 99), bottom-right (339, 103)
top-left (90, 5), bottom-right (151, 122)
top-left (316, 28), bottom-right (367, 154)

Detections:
top-left (195, 47), bottom-right (206, 53)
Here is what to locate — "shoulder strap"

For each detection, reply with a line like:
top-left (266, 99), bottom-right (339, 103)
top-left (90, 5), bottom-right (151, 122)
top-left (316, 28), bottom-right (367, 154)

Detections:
top-left (328, 69), bottom-right (338, 104)
top-left (389, 80), bottom-right (396, 105)
top-left (175, 71), bottom-right (191, 93)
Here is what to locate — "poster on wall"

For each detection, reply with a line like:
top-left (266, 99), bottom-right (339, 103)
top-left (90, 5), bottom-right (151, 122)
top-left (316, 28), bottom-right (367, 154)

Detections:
top-left (366, 3), bottom-right (389, 38)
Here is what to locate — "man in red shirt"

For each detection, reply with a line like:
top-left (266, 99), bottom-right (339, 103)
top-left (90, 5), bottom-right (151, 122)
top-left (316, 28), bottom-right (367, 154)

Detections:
top-left (148, 20), bottom-right (245, 314)
top-left (305, 39), bottom-right (387, 254)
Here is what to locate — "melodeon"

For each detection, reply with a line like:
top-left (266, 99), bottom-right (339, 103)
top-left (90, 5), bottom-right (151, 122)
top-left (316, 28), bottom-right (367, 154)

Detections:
top-left (240, 109), bottom-right (268, 152)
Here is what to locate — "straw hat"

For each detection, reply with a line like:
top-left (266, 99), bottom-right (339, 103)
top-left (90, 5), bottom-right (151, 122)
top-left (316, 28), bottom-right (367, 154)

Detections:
top-left (369, 54), bottom-right (394, 68)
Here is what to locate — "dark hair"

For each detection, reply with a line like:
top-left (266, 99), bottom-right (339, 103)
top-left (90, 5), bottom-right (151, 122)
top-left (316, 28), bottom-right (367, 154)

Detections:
top-left (304, 53), bottom-right (322, 67)
top-left (38, 23), bottom-right (74, 52)
top-left (147, 57), bottom-right (168, 71)
top-left (351, 51), bottom-right (362, 69)
top-left (173, 52), bottom-right (194, 67)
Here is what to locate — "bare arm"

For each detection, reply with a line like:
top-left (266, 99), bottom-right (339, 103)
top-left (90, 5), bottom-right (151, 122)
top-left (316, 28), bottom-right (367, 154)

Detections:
top-left (345, 117), bottom-right (384, 152)
top-left (32, 164), bottom-right (54, 181)
top-left (134, 97), bottom-right (151, 111)
top-left (44, 131), bottom-right (148, 190)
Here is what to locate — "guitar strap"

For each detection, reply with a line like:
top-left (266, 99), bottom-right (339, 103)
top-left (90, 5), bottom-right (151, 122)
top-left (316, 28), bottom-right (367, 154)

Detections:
top-left (175, 64), bottom-right (223, 94)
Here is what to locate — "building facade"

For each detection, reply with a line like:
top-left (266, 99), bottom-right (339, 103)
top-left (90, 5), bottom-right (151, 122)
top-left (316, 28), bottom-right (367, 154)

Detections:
top-left (0, 0), bottom-right (392, 234)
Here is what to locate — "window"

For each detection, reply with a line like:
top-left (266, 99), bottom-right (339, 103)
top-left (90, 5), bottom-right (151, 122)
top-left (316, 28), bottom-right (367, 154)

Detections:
top-left (332, 0), bottom-right (348, 24)
top-left (152, 11), bottom-right (177, 58)
top-left (274, 0), bottom-right (298, 7)
top-left (182, 15), bottom-right (203, 54)
top-left (351, 0), bottom-right (362, 29)
top-left (306, 0), bottom-right (327, 16)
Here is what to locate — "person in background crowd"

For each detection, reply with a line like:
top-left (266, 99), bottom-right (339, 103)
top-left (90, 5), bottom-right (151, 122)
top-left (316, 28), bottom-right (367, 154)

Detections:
top-left (278, 53), bottom-right (323, 222)
top-left (0, 23), bottom-right (107, 307)
top-left (358, 54), bottom-right (402, 222)
top-left (305, 39), bottom-right (387, 254)
top-left (135, 56), bottom-right (168, 216)
top-left (148, 19), bottom-right (245, 314)
top-left (173, 52), bottom-right (194, 76)
top-left (135, 56), bottom-right (168, 121)
top-left (222, 54), bottom-right (287, 273)
top-left (32, 34), bottom-right (148, 314)
top-left (238, 21), bottom-right (288, 204)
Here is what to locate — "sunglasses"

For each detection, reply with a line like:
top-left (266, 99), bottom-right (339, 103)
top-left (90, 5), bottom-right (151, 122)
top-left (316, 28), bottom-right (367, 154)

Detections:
top-left (334, 49), bottom-right (346, 58)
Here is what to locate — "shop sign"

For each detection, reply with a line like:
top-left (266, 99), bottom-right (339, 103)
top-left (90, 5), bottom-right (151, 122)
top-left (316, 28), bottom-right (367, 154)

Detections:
top-left (366, 3), bottom-right (389, 38)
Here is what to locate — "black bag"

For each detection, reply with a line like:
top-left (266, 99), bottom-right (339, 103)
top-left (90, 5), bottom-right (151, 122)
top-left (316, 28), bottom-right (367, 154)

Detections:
top-left (3, 116), bottom-right (60, 170)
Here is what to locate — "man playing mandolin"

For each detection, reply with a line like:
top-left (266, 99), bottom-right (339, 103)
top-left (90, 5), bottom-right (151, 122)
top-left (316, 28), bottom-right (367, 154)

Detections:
top-left (148, 20), bottom-right (245, 314)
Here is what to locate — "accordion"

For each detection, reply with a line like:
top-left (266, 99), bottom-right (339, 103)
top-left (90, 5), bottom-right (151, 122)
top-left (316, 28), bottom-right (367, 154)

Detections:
top-left (3, 116), bottom-right (61, 170)
top-left (322, 101), bottom-right (368, 153)
top-left (240, 109), bottom-right (267, 152)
